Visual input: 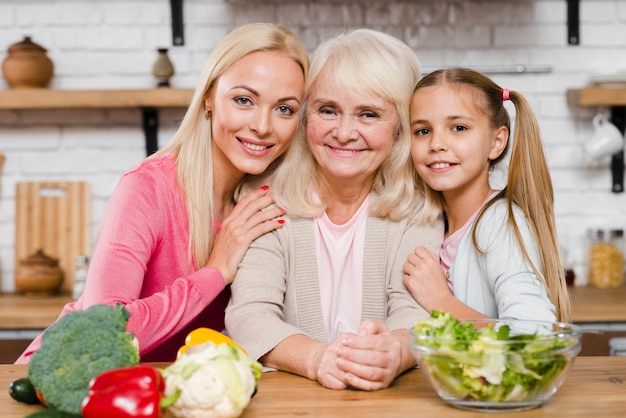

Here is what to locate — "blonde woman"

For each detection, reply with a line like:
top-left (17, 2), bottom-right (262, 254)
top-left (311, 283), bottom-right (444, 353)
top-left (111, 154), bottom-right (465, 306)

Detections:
top-left (226, 29), bottom-right (443, 391)
top-left (17, 23), bottom-right (308, 363)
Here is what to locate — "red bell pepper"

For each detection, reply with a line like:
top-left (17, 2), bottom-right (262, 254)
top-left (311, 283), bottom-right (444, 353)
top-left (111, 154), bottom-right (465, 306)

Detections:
top-left (81, 365), bottom-right (180, 418)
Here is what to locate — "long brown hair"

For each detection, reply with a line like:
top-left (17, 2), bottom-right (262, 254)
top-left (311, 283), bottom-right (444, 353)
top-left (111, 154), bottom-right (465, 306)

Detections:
top-left (414, 68), bottom-right (571, 322)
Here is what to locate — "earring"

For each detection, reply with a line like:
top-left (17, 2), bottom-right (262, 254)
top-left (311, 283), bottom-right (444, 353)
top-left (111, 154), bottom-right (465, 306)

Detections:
top-left (204, 109), bottom-right (211, 119)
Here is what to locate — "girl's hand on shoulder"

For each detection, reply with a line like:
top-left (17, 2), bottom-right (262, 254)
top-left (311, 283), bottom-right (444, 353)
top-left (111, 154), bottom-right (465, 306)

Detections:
top-left (403, 246), bottom-right (451, 312)
top-left (207, 185), bottom-right (286, 285)
top-left (334, 320), bottom-right (402, 391)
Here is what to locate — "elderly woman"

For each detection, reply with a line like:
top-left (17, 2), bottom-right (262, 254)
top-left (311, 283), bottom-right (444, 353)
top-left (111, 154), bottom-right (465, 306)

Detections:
top-left (225, 29), bottom-right (442, 391)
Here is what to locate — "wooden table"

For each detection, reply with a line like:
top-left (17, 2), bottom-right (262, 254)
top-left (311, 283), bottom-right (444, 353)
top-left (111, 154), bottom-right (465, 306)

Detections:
top-left (2, 357), bottom-right (625, 417)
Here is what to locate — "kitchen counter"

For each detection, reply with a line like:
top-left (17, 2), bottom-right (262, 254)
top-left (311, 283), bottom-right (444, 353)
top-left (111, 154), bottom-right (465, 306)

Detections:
top-left (569, 285), bottom-right (626, 323)
top-left (0, 293), bottom-right (71, 329)
top-left (2, 357), bottom-right (625, 417)
top-left (1, 286), bottom-right (625, 330)
top-left (0, 293), bottom-right (72, 363)
top-left (1, 286), bottom-right (625, 360)
top-left (567, 285), bottom-right (626, 355)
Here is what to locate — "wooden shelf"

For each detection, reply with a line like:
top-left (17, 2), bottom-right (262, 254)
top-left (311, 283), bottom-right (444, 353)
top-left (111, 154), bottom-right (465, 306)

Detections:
top-left (0, 88), bottom-right (195, 155)
top-left (567, 87), bottom-right (626, 193)
top-left (0, 88), bottom-right (194, 110)
top-left (567, 87), bottom-right (626, 107)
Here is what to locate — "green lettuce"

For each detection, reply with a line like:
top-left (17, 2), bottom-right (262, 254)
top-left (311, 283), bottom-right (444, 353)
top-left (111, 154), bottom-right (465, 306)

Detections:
top-left (412, 311), bottom-right (578, 403)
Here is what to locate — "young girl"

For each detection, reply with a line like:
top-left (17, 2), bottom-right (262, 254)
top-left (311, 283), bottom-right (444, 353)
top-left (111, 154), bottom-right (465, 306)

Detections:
top-left (403, 67), bottom-right (571, 323)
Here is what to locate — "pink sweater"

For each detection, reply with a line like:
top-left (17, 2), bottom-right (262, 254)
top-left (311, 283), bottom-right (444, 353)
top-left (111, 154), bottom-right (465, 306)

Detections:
top-left (16, 154), bottom-right (229, 363)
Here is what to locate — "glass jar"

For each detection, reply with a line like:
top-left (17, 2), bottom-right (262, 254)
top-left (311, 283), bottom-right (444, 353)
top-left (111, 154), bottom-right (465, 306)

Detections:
top-left (588, 229), bottom-right (624, 288)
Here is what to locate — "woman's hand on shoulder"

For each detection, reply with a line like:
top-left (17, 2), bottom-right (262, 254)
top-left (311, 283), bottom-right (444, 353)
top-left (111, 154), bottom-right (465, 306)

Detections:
top-left (207, 185), bottom-right (286, 285)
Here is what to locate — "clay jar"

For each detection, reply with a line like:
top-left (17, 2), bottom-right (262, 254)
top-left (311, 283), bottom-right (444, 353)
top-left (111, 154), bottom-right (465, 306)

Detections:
top-left (152, 48), bottom-right (174, 87)
top-left (2, 36), bottom-right (54, 88)
top-left (15, 249), bottom-right (64, 295)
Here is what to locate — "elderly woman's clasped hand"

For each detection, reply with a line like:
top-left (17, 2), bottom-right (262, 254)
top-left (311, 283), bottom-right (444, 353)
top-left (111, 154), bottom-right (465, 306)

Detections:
top-left (316, 320), bottom-right (403, 391)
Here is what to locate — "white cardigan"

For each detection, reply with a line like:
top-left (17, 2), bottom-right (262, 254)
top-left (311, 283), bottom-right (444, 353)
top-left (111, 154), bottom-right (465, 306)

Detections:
top-left (449, 199), bottom-right (556, 322)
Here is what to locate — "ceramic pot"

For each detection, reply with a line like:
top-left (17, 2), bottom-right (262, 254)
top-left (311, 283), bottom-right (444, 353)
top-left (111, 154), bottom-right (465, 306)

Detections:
top-left (152, 48), bottom-right (174, 87)
top-left (15, 249), bottom-right (64, 295)
top-left (2, 36), bottom-right (54, 89)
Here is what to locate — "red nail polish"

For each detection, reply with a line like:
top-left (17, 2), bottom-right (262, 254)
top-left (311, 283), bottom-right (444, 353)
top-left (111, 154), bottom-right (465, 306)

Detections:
top-left (261, 185), bottom-right (269, 191)
top-left (277, 219), bottom-right (285, 224)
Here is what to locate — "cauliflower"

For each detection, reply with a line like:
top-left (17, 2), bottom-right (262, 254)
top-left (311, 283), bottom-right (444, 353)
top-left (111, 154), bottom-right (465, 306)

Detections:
top-left (162, 341), bottom-right (262, 418)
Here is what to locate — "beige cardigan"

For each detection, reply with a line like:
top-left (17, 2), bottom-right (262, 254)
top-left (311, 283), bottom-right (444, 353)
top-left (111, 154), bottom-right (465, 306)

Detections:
top-left (225, 212), bottom-right (443, 361)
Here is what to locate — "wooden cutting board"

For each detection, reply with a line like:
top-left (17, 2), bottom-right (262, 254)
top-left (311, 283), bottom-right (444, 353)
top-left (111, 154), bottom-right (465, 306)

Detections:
top-left (15, 181), bottom-right (91, 294)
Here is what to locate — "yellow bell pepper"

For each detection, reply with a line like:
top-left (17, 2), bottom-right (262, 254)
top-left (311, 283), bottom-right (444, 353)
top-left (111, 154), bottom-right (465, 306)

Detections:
top-left (176, 328), bottom-right (246, 359)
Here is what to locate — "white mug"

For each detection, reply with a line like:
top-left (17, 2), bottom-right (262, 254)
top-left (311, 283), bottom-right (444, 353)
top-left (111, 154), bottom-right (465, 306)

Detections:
top-left (585, 113), bottom-right (624, 159)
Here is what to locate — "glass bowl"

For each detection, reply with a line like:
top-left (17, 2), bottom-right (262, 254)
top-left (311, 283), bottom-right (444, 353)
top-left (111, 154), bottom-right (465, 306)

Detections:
top-left (410, 316), bottom-right (582, 413)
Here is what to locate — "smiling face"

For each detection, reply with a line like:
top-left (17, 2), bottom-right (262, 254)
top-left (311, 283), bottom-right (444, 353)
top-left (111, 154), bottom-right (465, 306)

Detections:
top-left (206, 50), bottom-right (305, 178)
top-left (410, 84), bottom-right (508, 203)
top-left (305, 71), bottom-right (399, 190)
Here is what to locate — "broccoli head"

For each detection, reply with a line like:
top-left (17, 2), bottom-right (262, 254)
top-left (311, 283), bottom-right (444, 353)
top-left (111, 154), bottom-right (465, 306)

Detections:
top-left (28, 303), bottom-right (140, 414)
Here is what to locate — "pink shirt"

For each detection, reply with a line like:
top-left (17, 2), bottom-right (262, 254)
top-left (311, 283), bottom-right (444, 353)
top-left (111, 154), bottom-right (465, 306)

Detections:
top-left (16, 154), bottom-right (229, 363)
top-left (440, 219), bottom-right (475, 274)
top-left (440, 193), bottom-right (496, 292)
top-left (315, 195), bottom-right (369, 341)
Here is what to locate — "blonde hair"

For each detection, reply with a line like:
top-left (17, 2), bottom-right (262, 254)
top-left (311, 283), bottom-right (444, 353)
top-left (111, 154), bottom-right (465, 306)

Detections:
top-left (151, 23), bottom-right (308, 268)
top-left (273, 28), bottom-right (426, 221)
top-left (413, 68), bottom-right (571, 322)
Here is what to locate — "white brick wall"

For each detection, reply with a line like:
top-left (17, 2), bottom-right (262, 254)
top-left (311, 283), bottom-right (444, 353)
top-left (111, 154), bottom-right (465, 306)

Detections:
top-left (1, 0), bottom-right (626, 291)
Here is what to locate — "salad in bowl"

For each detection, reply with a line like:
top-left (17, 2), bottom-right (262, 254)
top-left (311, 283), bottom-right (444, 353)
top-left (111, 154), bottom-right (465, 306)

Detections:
top-left (410, 311), bottom-right (582, 412)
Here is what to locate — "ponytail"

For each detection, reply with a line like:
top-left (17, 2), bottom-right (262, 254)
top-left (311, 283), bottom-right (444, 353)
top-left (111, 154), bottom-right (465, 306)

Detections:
top-left (503, 90), bottom-right (571, 322)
